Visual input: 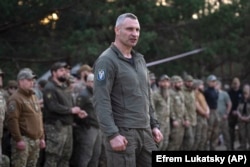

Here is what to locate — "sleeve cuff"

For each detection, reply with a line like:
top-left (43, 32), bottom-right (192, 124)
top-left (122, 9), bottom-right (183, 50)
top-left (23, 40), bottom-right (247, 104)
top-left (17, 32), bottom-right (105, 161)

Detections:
top-left (107, 132), bottom-right (120, 141)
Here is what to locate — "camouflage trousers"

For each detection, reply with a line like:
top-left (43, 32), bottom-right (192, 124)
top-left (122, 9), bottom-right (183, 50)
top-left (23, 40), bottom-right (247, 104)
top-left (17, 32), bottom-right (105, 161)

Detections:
top-left (181, 125), bottom-right (195, 150)
top-left (167, 121), bottom-right (185, 150)
top-left (11, 136), bottom-right (40, 167)
top-left (0, 154), bottom-right (10, 167)
top-left (193, 115), bottom-right (208, 150)
top-left (238, 121), bottom-right (250, 150)
top-left (207, 109), bottom-right (220, 150)
top-left (158, 120), bottom-right (170, 151)
top-left (219, 118), bottom-right (231, 150)
top-left (44, 122), bottom-right (73, 167)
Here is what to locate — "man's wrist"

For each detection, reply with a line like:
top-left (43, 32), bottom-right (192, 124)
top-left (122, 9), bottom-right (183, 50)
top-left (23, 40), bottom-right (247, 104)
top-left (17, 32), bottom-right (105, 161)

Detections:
top-left (108, 132), bottom-right (120, 141)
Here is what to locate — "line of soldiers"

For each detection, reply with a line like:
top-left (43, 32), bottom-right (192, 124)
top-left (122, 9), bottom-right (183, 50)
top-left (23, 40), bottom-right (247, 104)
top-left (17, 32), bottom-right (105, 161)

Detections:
top-left (0, 63), bottom-right (104, 167)
top-left (150, 73), bottom-right (250, 151)
top-left (1, 65), bottom-right (250, 166)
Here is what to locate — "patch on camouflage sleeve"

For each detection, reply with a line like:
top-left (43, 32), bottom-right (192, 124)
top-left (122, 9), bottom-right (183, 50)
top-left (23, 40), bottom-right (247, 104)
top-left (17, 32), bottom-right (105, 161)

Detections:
top-left (8, 101), bottom-right (16, 113)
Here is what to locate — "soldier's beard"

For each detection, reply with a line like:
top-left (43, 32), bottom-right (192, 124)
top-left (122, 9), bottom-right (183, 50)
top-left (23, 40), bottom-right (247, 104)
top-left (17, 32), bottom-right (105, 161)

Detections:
top-left (185, 85), bottom-right (193, 90)
top-left (57, 76), bottom-right (67, 83)
top-left (174, 85), bottom-right (182, 91)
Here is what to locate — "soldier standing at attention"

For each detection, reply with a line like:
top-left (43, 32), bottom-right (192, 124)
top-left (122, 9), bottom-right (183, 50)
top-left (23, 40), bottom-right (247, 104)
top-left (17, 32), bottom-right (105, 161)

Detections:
top-left (204, 75), bottom-right (220, 150)
top-left (43, 62), bottom-right (87, 167)
top-left (167, 75), bottom-right (189, 150)
top-left (152, 74), bottom-right (171, 150)
top-left (181, 75), bottom-right (196, 150)
top-left (193, 79), bottom-right (210, 150)
top-left (93, 13), bottom-right (162, 167)
top-left (6, 69), bottom-right (45, 167)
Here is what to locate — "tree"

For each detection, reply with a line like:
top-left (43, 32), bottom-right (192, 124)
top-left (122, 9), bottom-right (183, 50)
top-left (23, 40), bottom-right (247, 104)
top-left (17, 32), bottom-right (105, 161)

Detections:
top-left (0, 0), bottom-right (249, 84)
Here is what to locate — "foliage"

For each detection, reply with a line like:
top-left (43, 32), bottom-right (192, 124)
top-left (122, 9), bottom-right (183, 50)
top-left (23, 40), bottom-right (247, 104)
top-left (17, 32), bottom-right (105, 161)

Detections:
top-left (0, 0), bottom-right (249, 84)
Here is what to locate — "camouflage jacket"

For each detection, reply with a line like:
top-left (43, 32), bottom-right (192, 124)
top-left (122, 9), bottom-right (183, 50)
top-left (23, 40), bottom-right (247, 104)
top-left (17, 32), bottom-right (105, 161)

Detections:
top-left (169, 88), bottom-right (188, 123)
top-left (183, 86), bottom-right (197, 126)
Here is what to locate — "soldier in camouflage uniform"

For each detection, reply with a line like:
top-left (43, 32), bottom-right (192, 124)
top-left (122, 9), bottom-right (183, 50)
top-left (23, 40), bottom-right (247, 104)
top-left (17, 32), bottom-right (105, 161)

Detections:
top-left (152, 74), bottom-right (171, 150)
top-left (181, 75), bottom-right (197, 150)
top-left (167, 76), bottom-right (189, 150)
top-left (6, 69), bottom-right (45, 167)
top-left (43, 62), bottom-right (87, 167)
top-left (0, 69), bottom-right (10, 167)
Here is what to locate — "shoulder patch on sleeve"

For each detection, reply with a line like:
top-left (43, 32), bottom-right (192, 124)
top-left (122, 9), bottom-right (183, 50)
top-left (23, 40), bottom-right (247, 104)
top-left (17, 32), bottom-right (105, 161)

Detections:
top-left (97, 69), bottom-right (106, 81)
top-left (8, 101), bottom-right (16, 113)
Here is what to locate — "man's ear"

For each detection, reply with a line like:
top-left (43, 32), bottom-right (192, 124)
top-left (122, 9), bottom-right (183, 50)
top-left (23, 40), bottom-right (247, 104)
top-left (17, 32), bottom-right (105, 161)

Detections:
top-left (115, 27), bottom-right (120, 35)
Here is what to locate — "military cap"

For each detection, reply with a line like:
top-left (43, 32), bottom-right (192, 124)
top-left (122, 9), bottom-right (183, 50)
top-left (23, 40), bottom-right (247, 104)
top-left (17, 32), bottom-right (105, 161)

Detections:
top-left (51, 62), bottom-right (68, 72)
top-left (20, 67), bottom-right (33, 73)
top-left (207, 74), bottom-right (217, 82)
top-left (171, 75), bottom-right (183, 83)
top-left (17, 69), bottom-right (36, 80)
top-left (193, 79), bottom-right (203, 88)
top-left (159, 74), bottom-right (169, 81)
top-left (184, 75), bottom-right (194, 82)
top-left (7, 80), bottom-right (18, 88)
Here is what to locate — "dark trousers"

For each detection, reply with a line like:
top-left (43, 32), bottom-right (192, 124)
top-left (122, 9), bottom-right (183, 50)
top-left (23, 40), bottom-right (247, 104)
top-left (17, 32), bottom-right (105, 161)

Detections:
top-left (228, 113), bottom-right (238, 150)
top-left (71, 126), bottom-right (102, 167)
top-left (105, 128), bottom-right (157, 167)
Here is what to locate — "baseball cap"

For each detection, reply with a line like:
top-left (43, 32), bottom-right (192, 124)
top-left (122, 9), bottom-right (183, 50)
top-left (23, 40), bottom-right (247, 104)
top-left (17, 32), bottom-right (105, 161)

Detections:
top-left (207, 75), bottom-right (217, 82)
top-left (7, 80), bottom-right (18, 88)
top-left (193, 79), bottom-right (203, 88)
top-left (51, 62), bottom-right (68, 72)
top-left (184, 75), bottom-right (194, 82)
top-left (171, 75), bottom-right (183, 83)
top-left (87, 73), bottom-right (94, 82)
top-left (17, 70), bottom-right (36, 80)
top-left (159, 74), bottom-right (169, 81)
